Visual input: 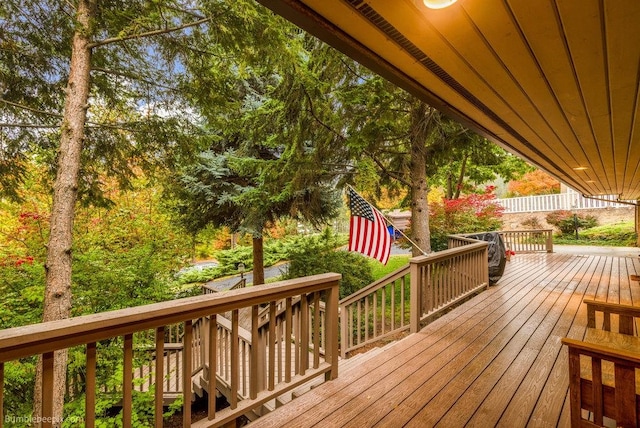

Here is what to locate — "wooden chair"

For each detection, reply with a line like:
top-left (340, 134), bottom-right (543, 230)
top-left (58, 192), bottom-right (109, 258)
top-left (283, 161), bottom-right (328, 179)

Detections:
top-left (584, 299), bottom-right (640, 336)
top-left (561, 300), bottom-right (640, 427)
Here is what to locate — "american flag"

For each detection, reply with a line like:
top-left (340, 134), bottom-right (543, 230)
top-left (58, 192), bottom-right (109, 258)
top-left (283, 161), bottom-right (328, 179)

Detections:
top-left (348, 187), bottom-right (391, 265)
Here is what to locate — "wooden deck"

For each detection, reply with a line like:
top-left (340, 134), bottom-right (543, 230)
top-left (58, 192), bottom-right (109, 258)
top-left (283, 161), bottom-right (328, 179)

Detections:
top-left (249, 251), bottom-right (640, 427)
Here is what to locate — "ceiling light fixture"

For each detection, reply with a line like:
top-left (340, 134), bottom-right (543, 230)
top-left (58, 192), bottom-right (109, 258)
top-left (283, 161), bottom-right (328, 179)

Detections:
top-left (572, 166), bottom-right (588, 171)
top-left (423, 0), bottom-right (458, 9)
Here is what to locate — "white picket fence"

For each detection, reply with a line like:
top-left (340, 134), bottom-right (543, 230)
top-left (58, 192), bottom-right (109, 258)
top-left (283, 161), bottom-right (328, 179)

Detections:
top-left (496, 189), bottom-right (631, 214)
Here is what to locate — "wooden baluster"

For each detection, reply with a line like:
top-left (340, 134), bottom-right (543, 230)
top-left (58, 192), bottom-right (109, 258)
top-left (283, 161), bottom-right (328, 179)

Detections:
top-left (391, 281), bottom-right (396, 331)
top-left (285, 297), bottom-right (292, 382)
top-left (300, 294), bottom-right (309, 375)
top-left (86, 343), bottom-right (96, 428)
top-left (373, 290), bottom-right (378, 338)
top-left (364, 296), bottom-right (370, 342)
top-left (209, 314), bottom-right (217, 420)
top-left (183, 320), bottom-right (192, 426)
top-left (0, 362), bottom-right (3, 428)
top-left (313, 292), bottom-right (321, 369)
top-left (123, 334), bottom-right (133, 428)
top-left (250, 305), bottom-right (259, 399)
top-left (155, 327), bottom-right (164, 427)
top-left (400, 276), bottom-right (406, 327)
top-left (268, 303), bottom-right (276, 391)
top-left (175, 346), bottom-right (180, 392)
top-left (230, 310), bottom-right (239, 407)
top-left (41, 351), bottom-right (54, 428)
top-left (356, 300), bottom-right (362, 344)
top-left (381, 286), bottom-right (386, 335)
top-left (242, 340), bottom-right (248, 397)
top-left (277, 316), bottom-right (283, 384)
top-left (410, 261), bottom-right (420, 333)
top-left (293, 304), bottom-right (300, 376)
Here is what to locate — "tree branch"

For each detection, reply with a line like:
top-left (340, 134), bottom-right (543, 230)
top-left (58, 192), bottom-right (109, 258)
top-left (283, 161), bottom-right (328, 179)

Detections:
top-left (364, 150), bottom-right (411, 187)
top-left (90, 17), bottom-right (211, 48)
top-left (0, 123), bottom-right (59, 129)
top-left (91, 67), bottom-right (180, 92)
top-left (0, 99), bottom-right (62, 119)
top-left (301, 86), bottom-right (347, 141)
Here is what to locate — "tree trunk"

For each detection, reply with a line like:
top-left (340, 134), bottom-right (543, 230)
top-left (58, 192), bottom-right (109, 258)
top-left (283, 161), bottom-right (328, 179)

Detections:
top-left (453, 153), bottom-right (468, 200)
top-left (34, 0), bottom-right (95, 421)
top-left (252, 236), bottom-right (265, 285)
top-left (446, 172), bottom-right (453, 199)
top-left (409, 102), bottom-right (432, 256)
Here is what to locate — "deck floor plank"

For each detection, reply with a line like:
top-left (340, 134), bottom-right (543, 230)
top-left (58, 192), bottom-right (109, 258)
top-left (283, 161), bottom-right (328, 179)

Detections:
top-left (248, 251), bottom-right (640, 428)
top-left (313, 254), bottom-right (569, 427)
top-left (496, 255), bottom-right (607, 427)
top-left (397, 253), bottom-right (593, 427)
top-left (436, 254), bottom-right (595, 427)
top-left (382, 276), bottom-right (573, 426)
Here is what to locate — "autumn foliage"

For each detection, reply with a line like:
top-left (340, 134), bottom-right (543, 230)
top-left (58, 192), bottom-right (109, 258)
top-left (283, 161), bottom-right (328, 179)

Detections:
top-left (507, 170), bottom-right (560, 196)
top-left (429, 186), bottom-right (504, 250)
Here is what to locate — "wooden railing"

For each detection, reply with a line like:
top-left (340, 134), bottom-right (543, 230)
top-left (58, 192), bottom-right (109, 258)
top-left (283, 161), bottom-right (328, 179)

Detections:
top-left (339, 265), bottom-right (411, 357)
top-left (0, 273), bottom-right (340, 428)
top-left (499, 229), bottom-right (553, 253)
top-left (202, 277), bottom-right (246, 294)
top-left (339, 236), bottom-right (489, 357)
top-left (410, 241), bottom-right (489, 333)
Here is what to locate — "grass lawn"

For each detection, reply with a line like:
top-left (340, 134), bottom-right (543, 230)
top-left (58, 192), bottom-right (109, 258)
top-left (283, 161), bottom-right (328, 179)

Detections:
top-left (369, 254), bottom-right (411, 281)
top-left (553, 221), bottom-right (637, 247)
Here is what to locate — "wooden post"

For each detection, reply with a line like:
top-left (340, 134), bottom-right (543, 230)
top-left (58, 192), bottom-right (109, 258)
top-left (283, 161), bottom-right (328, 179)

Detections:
top-left (41, 352), bottom-right (54, 428)
top-left (85, 343), bottom-right (96, 428)
top-left (154, 327), bottom-right (164, 427)
top-left (208, 314), bottom-right (217, 420)
top-left (324, 281), bottom-right (340, 381)
top-left (410, 258), bottom-right (421, 333)
top-left (0, 363), bottom-right (3, 428)
top-left (182, 320), bottom-right (192, 427)
top-left (123, 335), bottom-right (133, 428)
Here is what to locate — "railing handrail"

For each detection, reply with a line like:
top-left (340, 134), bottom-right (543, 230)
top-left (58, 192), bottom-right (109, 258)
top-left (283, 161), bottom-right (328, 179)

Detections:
top-left (410, 241), bottom-right (488, 265)
top-left (0, 273), bottom-right (341, 363)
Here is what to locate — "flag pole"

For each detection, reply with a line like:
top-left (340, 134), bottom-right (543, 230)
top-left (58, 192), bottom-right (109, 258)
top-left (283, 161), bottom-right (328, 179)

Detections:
top-left (346, 184), bottom-right (429, 256)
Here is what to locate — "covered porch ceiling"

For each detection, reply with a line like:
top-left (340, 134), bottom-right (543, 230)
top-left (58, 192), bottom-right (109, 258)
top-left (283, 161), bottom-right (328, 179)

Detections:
top-left (258, 0), bottom-right (640, 201)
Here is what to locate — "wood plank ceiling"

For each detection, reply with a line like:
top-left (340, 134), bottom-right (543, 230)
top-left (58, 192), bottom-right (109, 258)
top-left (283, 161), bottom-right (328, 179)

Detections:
top-left (259, 0), bottom-right (640, 201)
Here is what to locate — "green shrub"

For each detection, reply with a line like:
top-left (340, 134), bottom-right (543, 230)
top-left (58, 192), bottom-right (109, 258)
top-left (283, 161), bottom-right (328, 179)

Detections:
top-left (176, 232), bottom-right (349, 285)
top-left (521, 216), bottom-right (542, 229)
top-left (546, 210), bottom-right (598, 235)
top-left (554, 221), bottom-right (637, 246)
top-left (428, 188), bottom-right (504, 251)
top-left (282, 230), bottom-right (373, 299)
